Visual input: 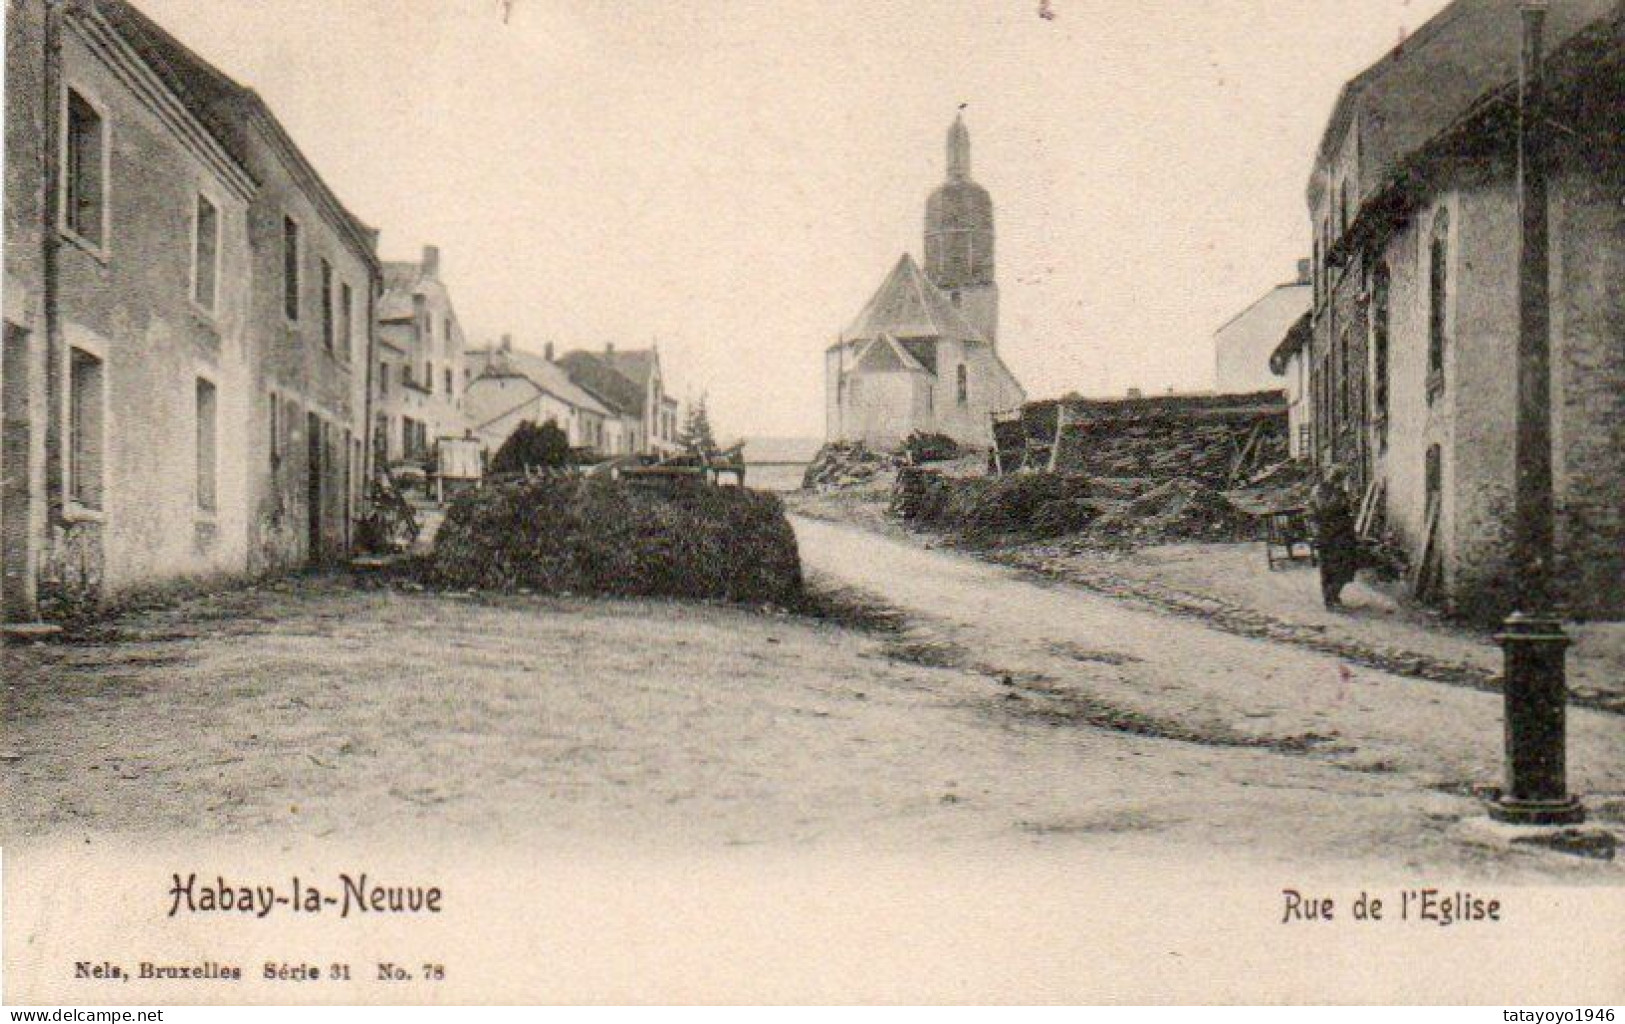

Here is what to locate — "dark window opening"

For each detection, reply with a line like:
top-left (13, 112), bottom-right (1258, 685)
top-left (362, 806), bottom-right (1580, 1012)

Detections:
top-left (283, 217), bottom-right (301, 321)
top-left (193, 194), bottom-right (219, 309)
top-left (64, 91), bottom-right (106, 246)
top-left (1427, 209), bottom-right (1450, 397)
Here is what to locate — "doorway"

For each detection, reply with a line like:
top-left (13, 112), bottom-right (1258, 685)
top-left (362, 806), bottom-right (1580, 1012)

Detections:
top-left (307, 412), bottom-right (322, 564)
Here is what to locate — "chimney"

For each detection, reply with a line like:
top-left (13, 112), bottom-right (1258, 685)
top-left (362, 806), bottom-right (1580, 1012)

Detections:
top-left (500, 334), bottom-right (513, 354)
top-left (544, 341), bottom-right (555, 362)
top-left (422, 245), bottom-right (441, 277)
top-left (605, 342), bottom-right (615, 356)
top-left (1296, 258), bottom-right (1312, 285)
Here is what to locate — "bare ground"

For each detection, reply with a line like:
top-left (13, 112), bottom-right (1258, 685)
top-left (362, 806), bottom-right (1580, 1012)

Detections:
top-left (2, 564), bottom-right (1620, 879)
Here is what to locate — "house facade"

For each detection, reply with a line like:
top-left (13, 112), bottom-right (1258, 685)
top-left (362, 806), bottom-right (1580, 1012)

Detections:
top-left (1, 0), bottom-right (378, 621)
top-left (375, 245), bottom-right (467, 467)
top-left (465, 337), bottom-right (614, 456)
top-left (1214, 262), bottom-right (1311, 395)
top-left (826, 115), bottom-right (1025, 450)
top-left (1300, 0), bottom-right (1625, 620)
top-left (555, 345), bottom-right (680, 456)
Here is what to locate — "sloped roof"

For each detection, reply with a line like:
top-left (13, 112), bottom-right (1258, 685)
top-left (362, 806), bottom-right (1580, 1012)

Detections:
top-left (466, 346), bottom-right (612, 418)
top-left (1310, 0), bottom-right (1616, 211)
top-left (841, 253), bottom-right (986, 345)
top-left (94, 0), bottom-right (379, 270)
top-left (1269, 312), bottom-right (1314, 376)
top-left (555, 351), bottom-right (647, 417)
top-left (1214, 281), bottom-right (1311, 338)
top-left (378, 262), bottom-right (424, 321)
top-left (852, 334), bottom-right (932, 376)
top-left (602, 349), bottom-right (658, 388)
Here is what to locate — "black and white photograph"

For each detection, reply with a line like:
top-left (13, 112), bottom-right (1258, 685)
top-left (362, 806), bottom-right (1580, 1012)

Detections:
top-left (2, 0), bottom-right (1623, 1009)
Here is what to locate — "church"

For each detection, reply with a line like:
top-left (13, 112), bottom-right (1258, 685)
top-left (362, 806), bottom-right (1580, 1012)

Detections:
top-left (825, 114), bottom-right (1026, 450)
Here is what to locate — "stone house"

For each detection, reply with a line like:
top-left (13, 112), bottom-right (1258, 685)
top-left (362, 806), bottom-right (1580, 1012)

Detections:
top-left (1301, 0), bottom-right (1625, 620)
top-left (1, 0), bottom-right (378, 621)
top-left (464, 337), bottom-right (614, 456)
top-left (826, 115), bottom-right (1025, 450)
top-left (109, 0), bottom-right (380, 573)
top-left (375, 245), bottom-right (467, 467)
top-left (1214, 261), bottom-right (1311, 395)
top-left (555, 345), bottom-right (680, 457)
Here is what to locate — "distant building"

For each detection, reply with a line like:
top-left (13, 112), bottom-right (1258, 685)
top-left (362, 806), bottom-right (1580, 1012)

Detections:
top-left (826, 115), bottom-right (1025, 450)
top-left (1301, 0), bottom-right (1625, 619)
top-left (555, 345), bottom-right (680, 457)
top-left (1214, 262), bottom-right (1310, 394)
top-left (3, 0), bottom-right (378, 620)
top-left (375, 245), bottom-right (468, 467)
top-left (1269, 312), bottom-right (1313, 461)
top-left (464, 337), bottom-right (614, 455)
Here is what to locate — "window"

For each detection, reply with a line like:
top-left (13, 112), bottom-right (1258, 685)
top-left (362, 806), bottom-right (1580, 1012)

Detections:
top-left (443, 317), bottom-right (452, 347)
top-left (1312, 237), bottom-right (1321, 305)
top-left (379, 362), bottom-right (390, 396)
top-left (338, 281), bottom-right (353, 362)
top-left (192, 194), bottom-right (219, 310)
top-left (426, 362), bottom-right (434, 394)
top-left (320, 259), bottom-right (334, 352)
top-left (282, 216), bottom-right (300, 320)
top-left (63, 90), bottom-right (107, 248)
top-left (1371, 262), bottom-right (1391, 428)
top-left (1425, 443), bottom-right (1443, 507)
top-left (1427, 209), bottom-right (1450, 396)
top-left (444, 367), bottom-right (452, 395)
top-left (195, 378), bottom-right (217, 513)
top-left (68, 348), bottom-right (104, 509)
top-left (269, 389), bottom-right (280, 468)
top-left (956, 364), bottom-right (968, 405)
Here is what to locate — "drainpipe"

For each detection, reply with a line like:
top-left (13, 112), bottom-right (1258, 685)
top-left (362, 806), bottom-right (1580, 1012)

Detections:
top-left (41, 0), bottom-right (65, 531)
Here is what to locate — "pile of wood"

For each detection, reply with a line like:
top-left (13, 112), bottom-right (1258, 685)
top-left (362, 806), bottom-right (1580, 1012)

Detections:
top-left (994, 390), bottom-right (1291, 491)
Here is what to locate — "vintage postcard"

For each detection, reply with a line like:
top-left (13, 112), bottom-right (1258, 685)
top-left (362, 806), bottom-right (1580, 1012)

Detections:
top-left (2, 0), bottom-right (1623, 1009)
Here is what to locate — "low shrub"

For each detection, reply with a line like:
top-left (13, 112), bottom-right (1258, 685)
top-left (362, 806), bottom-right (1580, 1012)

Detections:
top-left (900, 431), bottom-right (961, 464)
top-left (429, 476), bottom-right (803, 604)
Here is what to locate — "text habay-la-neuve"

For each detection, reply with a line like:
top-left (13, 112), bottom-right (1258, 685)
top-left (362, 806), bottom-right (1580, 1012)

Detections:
top-left (167, 873), bottom-right (443, 918)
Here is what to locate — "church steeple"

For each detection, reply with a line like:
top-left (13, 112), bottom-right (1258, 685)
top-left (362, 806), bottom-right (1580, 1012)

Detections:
top-left (947, 111), bottom-right (971, 181)
top-left (925, 111), bottom-right (997, 343)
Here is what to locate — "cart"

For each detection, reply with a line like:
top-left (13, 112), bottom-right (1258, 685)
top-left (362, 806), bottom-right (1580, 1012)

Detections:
top-left (1264, 506), bottom-right (1316, 570)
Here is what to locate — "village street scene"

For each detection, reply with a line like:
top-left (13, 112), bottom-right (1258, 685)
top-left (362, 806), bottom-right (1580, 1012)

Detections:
top-left (4, 0), bottom-right (1625, 892)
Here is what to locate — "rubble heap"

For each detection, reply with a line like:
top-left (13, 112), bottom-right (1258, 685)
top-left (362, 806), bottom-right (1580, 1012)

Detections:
top-left (1086, 477), bottom-right (1253, 546)
top-left (996, 390), bottom-right (1290, 490)
top-left (800, 442), bottom-right (897, 491)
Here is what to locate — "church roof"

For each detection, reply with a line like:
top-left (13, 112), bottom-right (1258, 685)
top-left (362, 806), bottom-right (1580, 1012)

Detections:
top-left (852, 334), bottom-right (932, 376)
top-left (841, 253), bottom-right (986, 346)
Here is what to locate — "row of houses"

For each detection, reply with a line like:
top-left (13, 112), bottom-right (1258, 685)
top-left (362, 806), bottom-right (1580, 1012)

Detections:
top-left (0, 0), bottom-right (683, 625)
top-left (1232, 0), bottom-right (1625, 621)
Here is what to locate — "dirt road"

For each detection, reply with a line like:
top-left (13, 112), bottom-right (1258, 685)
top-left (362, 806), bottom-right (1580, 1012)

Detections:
top-left (790, 514), bottom-right (1625, 876)
top-left (3, 536), bottom-right (1621, 877)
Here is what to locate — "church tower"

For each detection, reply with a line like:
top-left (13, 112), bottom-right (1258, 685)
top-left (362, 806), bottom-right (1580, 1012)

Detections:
top-left (924, 113), bottom-right (998, 345)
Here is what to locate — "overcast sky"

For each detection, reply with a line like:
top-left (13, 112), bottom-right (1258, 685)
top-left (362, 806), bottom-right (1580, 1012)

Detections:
top-left (137, 0), bottom-right (1452, 439)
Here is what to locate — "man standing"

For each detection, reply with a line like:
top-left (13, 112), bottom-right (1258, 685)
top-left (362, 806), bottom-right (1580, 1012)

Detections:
top-left (1311, 465), bottom-right (1358, 609)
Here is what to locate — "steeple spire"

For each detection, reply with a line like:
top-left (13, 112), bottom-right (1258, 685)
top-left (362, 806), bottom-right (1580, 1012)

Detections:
top-left (947, 111), bottom-right (971, 181)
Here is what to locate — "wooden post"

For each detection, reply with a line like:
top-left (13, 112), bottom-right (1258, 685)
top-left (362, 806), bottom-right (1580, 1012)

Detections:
top-left (1047, 403), bottom-right (1068, 473)
top-left (990, 413), bottom-right (1004, 476)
